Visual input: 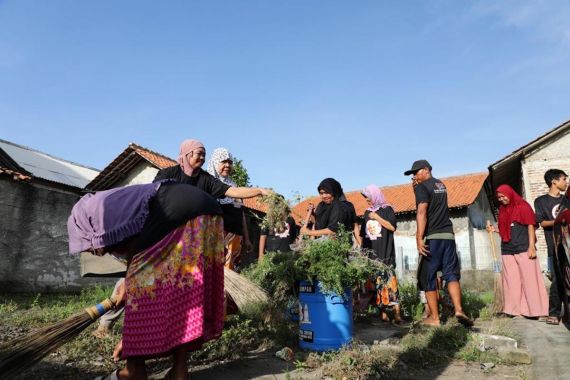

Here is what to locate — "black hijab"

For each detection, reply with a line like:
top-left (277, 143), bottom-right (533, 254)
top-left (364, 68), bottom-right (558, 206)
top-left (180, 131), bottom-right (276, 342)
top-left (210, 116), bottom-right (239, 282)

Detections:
top-left (315, 178), bottom-right (352, 231)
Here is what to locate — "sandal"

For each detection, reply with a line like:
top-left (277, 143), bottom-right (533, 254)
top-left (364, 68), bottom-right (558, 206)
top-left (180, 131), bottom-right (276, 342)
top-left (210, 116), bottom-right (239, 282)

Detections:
top-left (545, 316), bottom-right (560, 325)
top-left (455, 312), bottom-right (474, 327)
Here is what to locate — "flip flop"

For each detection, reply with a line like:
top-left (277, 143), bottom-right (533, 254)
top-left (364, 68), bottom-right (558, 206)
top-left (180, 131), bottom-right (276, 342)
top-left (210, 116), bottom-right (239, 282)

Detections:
top-left (455, 313), bottom-right (474, 327)
top-left (545, 316), bottom-right (560, 325)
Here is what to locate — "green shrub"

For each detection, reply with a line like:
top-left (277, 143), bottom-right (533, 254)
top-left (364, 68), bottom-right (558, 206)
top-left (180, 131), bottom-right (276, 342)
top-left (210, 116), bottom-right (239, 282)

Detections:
top-left (398, 281), bottom-right (423, 321)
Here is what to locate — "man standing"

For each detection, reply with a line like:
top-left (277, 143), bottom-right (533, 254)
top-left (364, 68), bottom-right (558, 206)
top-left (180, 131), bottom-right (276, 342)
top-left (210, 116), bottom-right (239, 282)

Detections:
top-left (534, 169), bottom-right (568, 325)
top-left (405, 160), bottom-right (472, 327)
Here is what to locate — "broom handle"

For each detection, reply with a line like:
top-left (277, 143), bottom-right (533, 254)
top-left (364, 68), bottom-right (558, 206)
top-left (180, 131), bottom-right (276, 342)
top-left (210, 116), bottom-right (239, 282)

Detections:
top-left (486, 220), bottom-right (500, 272)
top-left (84, 297), bottom-right (117, 321)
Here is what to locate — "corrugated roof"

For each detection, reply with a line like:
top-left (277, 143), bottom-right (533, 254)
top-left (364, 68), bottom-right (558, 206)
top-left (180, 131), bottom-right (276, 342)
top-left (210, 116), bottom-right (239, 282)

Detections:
top-left (291, 172), bottom-right (488, 224)
top-left (0, 139), bottom-right (99, 188)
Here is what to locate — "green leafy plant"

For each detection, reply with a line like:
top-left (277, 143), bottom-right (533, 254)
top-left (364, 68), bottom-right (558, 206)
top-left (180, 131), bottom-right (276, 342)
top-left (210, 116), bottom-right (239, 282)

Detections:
top-left (257, 192), bottom-right (291, 232)
top-left (230, 156), bottom-right (250, 187)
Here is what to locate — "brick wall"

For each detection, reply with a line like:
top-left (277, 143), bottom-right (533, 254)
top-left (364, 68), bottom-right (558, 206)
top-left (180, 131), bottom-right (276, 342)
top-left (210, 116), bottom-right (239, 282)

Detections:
top-left (522, 130), bottom-right (570, 269)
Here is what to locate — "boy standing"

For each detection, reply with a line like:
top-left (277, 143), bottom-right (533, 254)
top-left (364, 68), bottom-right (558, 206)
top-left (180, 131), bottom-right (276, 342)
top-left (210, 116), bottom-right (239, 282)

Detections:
top-left (534, 169), bottom-right (568, 324)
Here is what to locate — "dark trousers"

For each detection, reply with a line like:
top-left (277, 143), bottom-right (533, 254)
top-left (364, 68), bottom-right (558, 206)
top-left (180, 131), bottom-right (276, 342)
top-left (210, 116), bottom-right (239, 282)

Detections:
top-left (550, 247), bottom-right (569, 318)
top-left (549, 261), bottom-right (562, 317)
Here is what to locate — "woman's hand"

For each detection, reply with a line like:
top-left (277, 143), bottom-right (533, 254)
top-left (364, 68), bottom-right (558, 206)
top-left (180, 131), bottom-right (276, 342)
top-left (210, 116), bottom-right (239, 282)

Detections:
top-left (528, 245), bottom-right (537, 259)
top-left (369, 211), bottom-right (379, 221)
top-left (486, 220), bottom-right (497, 234)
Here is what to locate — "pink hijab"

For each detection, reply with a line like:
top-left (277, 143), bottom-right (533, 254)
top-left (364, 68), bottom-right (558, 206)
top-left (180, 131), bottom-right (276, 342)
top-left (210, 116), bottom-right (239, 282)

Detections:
top-left (362, 184), bottom-right (391, 212)
top-left (178, 139), bottom-right (205, 176)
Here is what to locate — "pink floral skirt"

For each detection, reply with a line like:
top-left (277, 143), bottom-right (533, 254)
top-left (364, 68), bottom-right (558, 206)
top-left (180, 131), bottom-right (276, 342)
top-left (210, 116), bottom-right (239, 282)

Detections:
top-left (122, 215), bottom-right (225, 358)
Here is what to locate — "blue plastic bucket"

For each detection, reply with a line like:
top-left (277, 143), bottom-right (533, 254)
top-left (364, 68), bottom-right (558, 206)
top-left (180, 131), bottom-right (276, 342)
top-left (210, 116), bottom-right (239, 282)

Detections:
top-left (298, 280), bottom-right (353, 351)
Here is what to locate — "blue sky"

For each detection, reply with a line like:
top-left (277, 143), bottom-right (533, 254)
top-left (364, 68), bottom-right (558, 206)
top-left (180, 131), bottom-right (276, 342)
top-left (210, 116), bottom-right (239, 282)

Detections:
top-left (1, 1), bottom-right (570, 198)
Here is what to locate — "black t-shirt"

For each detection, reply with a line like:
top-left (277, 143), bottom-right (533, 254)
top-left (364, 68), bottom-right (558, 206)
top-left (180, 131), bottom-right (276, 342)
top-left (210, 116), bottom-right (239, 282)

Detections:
top-left (133, 182), bottom-right (222, 252)
top-left (360, 207), bottom-right (397, 267)
top-left (414, 177), bottom-right (453, 236)
top-left (534, 194), bottom-right (563, 257)
top-left (261, 217), bottom-right (298, 253)
top-left (315, 201), bottom-right (352, 233)
top-left (153, 166), bottom-right (230, 199)
top-left (501, 223), bottom-right (530, 254)
top-left (220, 203), bottom-right (244, 235)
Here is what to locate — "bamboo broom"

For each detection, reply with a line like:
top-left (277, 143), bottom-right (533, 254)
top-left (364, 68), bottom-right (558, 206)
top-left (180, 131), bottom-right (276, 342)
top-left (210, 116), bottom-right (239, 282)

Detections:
top-left (487, 220), bottom-right (504, 314)
top-left (0, 297), bottom-right (116, 379)
top-left (224, 267), bottom-right (269, 310)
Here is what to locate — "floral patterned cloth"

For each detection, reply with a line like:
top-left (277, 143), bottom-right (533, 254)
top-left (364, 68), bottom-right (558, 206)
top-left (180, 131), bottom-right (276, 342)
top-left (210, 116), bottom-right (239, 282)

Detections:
top-left (122, 215), bottom-right (225, 358)
top-left (373, 267), bottom-right (399, 308)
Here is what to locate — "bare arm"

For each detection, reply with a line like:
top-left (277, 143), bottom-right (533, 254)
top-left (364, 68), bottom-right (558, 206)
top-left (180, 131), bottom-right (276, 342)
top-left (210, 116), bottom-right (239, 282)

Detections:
top-left (540, 220), bottom-right (555, 228)
top-left (416, 203), bottom-right (429, 256)
top-left (225, 187), bottom-right (272, 199)
top-left (528, 224), bottom-right (536, 259)
top-left (258, 235), bottom-right (267, 261)
top-left (353, 223), bottom-right (362, 246)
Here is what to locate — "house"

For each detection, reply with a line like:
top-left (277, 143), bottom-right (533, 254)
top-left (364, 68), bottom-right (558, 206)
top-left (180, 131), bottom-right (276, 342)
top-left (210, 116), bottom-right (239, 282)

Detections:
top-left (0, 139), bottom-right (101, 292)
top-left (489, 119), bottom-right (570, 269)
top-left (291, 173), bottom-right (498, 278)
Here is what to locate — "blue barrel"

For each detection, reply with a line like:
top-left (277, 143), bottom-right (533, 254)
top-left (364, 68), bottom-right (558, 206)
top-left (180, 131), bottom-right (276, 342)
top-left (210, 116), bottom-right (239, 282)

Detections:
top-left (298, 280), bottom-right (353, 351)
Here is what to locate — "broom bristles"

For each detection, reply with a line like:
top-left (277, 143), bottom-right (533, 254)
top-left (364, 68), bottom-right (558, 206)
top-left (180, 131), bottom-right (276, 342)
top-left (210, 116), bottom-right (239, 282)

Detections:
top-left (0, 298), bottom-right (115, 379)
top-left (224, 267), bottom-right (269, 310)
top-left (487, 221), bottom-right (504, 315)
top-left (492, 271), bottom-right (504, 314)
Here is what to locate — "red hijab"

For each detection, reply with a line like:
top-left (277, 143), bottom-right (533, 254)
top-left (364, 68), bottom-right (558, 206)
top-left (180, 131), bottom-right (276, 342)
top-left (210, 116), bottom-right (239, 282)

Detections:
top-left (496, 184), bottom-right (536, 242)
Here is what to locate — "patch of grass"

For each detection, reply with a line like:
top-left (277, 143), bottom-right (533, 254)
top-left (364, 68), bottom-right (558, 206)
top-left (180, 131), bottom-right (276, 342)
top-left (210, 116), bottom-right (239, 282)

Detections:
top-left (303, 344), bottom-right (398, 380)
top-left (0, 287), bottom-right (124, 378)
top-left (461, 290), bottom-right (488, 319)
top-left (398, 282), bottom-right (423, 321)
top-left (399, 320), bottom-right (471, 367)
top-left (481, 317), bottom-right (520, 342)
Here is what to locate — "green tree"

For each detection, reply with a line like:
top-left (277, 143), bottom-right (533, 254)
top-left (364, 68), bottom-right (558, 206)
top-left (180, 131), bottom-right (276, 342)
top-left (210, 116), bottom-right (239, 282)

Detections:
top-left (231, 157), bottom-right (250, 187)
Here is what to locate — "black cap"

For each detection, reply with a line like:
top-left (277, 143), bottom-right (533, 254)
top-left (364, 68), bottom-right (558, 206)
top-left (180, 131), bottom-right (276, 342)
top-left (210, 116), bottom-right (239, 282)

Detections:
top-left (404, 160), bottom-right (432, 176)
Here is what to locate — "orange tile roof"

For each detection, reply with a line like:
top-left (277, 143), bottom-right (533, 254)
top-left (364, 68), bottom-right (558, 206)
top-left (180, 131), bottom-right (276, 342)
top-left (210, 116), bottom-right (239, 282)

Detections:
top-left (0, 167), bottom-right (31, 181)
top-left (291, 172), bottom-right (488, 224)
top-left (130, 143), bottom-right (177, 169)
top-left (242, 196), bottom-right (269, 213)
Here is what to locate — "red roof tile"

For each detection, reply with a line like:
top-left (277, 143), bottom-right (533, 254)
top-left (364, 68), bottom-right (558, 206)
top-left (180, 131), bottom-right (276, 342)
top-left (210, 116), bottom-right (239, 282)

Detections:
top-left (291, 172), bottom-right (488, 224)
top-left (0, 167), bottom-right (31, 181)
top-left (131, 144), bottom-right (177, 169)
top-left (242, 196), bottom-right (269, 213)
